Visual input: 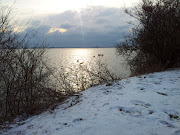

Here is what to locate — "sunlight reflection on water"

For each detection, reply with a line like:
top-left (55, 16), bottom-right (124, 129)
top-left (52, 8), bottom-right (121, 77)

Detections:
top-left (46, 48), bottom-right (130, 91)
top-left (47, 48), bottom-right (130, 77)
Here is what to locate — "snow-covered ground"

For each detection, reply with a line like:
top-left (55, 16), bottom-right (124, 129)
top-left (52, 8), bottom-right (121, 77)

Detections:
top-left (1, 69), bottom-right (180, 135)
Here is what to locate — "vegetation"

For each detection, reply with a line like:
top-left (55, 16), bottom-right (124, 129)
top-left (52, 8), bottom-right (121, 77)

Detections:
top-left (116, 0), bottom-right (180, 75)
top-left (54, 54), bottom-right (119, 93)
top-left (0, 4), bottom-right (66, 123)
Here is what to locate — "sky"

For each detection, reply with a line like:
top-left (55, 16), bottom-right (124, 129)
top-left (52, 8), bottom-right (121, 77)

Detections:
top-left (3, 0), bottom-right (140, 48)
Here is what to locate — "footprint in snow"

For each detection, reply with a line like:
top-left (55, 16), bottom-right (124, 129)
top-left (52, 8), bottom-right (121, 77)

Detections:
top-left (157, 92), bottom-right (168, 96)
top-left (136, 87), bottom-right (146, 91)
top-left (137, 82), bottom-right (149, 86)
top-left (164, 111), bottom-right (180, 120)
top-left (62, 118), bottom-right (84, 128)
top-left (159, 120), bottom-right (176, 128)
top-left (72, 118), bottom-right (84, 123)
top-left (154, 81), bottom-right (161, 85)
top-left (110, 106), bottom-right (133, 114)
top-left (109, 106), bottom-right (153, 117)
top-left (103, 90), bottom-right (111, 95)
top-left (103, 103), bottom-right (110, 106)
top-left (117, 93), bottom-right (123, 95)
top-left (130, 100), bottom-right (151, 108)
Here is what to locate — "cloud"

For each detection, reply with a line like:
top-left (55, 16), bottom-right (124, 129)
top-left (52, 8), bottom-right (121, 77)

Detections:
top-left (60, 23), bottom-right (75, 29)
top-left (48, 28), bottom-right (67, 33)
top-left (13, 26), bottom-right (26, 33)
top-left (25, 6), bottom-right (135, 47)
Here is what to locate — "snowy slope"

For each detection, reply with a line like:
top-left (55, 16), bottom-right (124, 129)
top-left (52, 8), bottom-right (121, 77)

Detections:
top-left (1, 69), bottom-right (180, 135)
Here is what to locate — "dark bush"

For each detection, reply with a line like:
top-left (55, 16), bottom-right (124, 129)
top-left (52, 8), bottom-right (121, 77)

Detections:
top-left (116, 0), bottom-right (180, 75)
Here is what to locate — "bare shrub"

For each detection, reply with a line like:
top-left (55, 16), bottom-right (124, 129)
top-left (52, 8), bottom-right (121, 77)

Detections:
top-left (53, 54), bottom-right (120, 93)
top-left (0, 4), bottom-right (66, 123)
top-left (84, 54), bottom-right (117, 84)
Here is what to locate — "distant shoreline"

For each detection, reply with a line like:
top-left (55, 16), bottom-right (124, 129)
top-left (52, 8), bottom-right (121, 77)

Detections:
top-left (20, 46), bottom-right (116, 49)
top-left (47, 47), bottom-right (115, 49)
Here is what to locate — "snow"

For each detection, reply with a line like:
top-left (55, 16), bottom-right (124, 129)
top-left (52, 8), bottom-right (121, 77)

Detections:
top-left (1, 69), bottom-right (180, 135)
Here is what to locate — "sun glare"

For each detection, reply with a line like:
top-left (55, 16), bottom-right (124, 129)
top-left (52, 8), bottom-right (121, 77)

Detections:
top-left (72, 49), bottom-right (90, 63)
top-left (74, 49), bottom-right (89, 57)
top-left (49, 0), bottom-right (91, 13)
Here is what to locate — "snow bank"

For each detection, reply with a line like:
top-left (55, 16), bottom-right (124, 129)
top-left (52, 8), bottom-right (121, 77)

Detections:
top-left (1, 69), bottom-right (180, 135)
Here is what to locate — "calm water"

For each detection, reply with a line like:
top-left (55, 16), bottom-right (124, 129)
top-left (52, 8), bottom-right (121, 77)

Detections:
top-left (46, 48), bottom-right (130, 91)
top-left (47, 48), bottom-right (130, 78)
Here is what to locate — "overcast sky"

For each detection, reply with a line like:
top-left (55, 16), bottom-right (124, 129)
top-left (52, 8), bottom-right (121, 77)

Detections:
top-left (3, 0), bottom-right (139, 48)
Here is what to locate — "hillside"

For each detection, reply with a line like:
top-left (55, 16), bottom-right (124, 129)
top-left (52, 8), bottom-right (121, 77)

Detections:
top-left (1, 69), bottom-right (180, 135)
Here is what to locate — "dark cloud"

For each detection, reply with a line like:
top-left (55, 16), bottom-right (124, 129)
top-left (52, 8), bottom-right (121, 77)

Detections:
top-left (25, 6), bottom-right (135, 48)
top-left (60, 23), bottom-right (75, 29)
